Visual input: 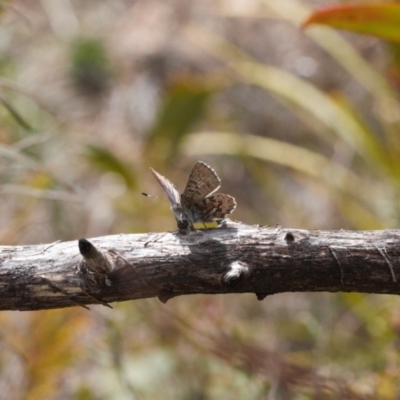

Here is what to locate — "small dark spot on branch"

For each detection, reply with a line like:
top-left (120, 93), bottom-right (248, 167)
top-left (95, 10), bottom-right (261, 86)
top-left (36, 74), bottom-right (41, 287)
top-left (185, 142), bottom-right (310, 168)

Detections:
top-left (284, 232), bottom-right (295, 243)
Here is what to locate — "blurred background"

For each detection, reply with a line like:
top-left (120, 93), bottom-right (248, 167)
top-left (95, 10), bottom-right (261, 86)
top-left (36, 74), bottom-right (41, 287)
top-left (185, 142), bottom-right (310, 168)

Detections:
top-left (1, 0), bottom-right (400, 398)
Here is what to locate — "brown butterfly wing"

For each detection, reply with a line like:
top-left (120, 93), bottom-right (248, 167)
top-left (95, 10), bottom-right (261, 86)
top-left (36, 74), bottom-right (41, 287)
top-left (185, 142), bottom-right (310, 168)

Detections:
top-left (188, 193), bottom-right (236, 223)
top-left (181, 161), bottom-right (221, 204)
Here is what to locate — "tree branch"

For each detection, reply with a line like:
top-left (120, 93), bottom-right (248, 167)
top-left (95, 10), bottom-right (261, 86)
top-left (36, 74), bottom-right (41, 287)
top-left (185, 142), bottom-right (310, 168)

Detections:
top-left (2, 221), bottom-right (400, 311)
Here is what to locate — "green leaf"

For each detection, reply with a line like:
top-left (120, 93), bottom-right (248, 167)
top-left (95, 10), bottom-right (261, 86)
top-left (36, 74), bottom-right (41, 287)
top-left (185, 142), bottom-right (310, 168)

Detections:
top-left (303, 4), bottom-right (400, 43)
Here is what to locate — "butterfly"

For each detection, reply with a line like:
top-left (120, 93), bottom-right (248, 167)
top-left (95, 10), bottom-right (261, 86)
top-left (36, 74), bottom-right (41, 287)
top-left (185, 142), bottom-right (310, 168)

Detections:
top-left (149, 161), bottom-right (236, 230)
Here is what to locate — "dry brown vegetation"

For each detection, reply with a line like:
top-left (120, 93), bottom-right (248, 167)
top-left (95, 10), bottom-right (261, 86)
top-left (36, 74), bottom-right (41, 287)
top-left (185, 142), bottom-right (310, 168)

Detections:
top-left (1, 0), bottom-right (400, 398)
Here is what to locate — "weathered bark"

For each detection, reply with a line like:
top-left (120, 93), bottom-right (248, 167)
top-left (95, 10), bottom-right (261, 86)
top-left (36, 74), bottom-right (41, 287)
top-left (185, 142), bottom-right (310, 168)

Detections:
top-left (1, 220), bottom-right (400, 311)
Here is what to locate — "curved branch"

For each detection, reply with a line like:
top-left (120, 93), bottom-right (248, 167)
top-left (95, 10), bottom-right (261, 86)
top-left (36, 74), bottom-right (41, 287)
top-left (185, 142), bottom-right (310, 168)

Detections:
top-left (1, 221), bottom-right (400, 311)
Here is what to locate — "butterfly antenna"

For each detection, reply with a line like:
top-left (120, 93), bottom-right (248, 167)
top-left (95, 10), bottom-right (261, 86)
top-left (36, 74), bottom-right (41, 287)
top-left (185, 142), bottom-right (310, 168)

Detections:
top-left (141, 192), bottom-right (158, 198)
top-left (142, 192), bottom-right (170, 203)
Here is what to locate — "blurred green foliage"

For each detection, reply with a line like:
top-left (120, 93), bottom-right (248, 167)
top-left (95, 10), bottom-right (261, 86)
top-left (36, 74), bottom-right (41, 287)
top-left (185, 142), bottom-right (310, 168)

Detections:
top-left (69, 37), bottom-right (112, 95)
top-left (0, 1), bottom-right (400, 399)
top-left (85, 145), bottom-right (136, 189)
top-left (146, 75), bottom-right (214, 162)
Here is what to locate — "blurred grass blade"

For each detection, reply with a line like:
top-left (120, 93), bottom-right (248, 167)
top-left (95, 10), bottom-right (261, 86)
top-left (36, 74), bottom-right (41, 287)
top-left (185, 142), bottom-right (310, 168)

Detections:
top-left (85, 145), bottom-right (136, 189)
top-left (0, 184), bottom-right (80, 202)
top-left (183, 130), bottom-right (385, 227)
top-left (183, 131), bottom-right (363, 192)
top-left (146, 76), bottom-right (213, 161)
top-left (218, 0), bottom-right (399, 149)
top-left (0, 92), bottom-right (34, 131)
top-left (0, 77), bottom-right (58, 117)
top-left (13, 132), bottom-right (54, 151)
top-left (0, 144), bottom-right (44, 170)
top-left (185, 25), bottom-right (393, 174)
top-left (262, 0), bottom-right (397, 104)
top-left (329, 92), bottom-right (400, 180)
top-left (335, 197), bottom-right (386, 230)
top-left (0, 143), bottom-right (77, 192)
top-left (218, 0), bottom-right (396, 100)
top-left (303, 4), bottom-right (400, 43)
